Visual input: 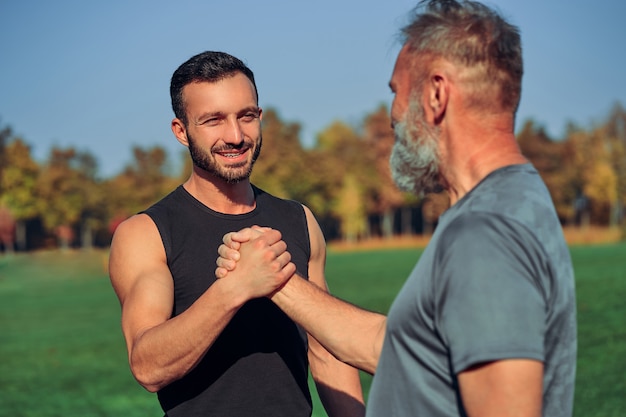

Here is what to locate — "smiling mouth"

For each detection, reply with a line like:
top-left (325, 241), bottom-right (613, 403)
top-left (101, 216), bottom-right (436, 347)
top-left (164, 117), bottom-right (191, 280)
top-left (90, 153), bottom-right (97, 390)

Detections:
top-left (214, 147), bottom-right (251, 164)
top-left (214, 145), bottom-right (248, 155)
top-left (221, 152), bottom-right (243, 158)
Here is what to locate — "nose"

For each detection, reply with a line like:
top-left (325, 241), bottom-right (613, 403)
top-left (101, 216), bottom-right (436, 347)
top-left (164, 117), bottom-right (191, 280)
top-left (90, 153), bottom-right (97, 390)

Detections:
top-left (224, 116), bottom-right (244, 145)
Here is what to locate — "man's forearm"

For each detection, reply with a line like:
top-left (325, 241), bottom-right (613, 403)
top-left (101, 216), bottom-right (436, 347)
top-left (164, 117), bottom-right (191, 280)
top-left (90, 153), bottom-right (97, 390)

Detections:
top-left (127, 278), bottom-right (246, 392)
top-left (271, 274), bottom-right (385, 374)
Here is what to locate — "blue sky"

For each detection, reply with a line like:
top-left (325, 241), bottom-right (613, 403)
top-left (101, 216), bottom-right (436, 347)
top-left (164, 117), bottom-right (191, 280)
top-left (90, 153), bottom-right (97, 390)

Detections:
top-left (1, 0), bottom-right (625, 178)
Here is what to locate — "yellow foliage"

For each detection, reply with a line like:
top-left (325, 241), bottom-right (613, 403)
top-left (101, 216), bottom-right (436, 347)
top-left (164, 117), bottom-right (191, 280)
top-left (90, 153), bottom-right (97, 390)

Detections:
top-left (584, 161), bottom-right (618, 204)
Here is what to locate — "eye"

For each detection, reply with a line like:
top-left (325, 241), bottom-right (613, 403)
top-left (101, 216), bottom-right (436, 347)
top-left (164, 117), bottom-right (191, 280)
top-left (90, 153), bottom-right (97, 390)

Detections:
top-left (202, 116), bottom-right (223, 126)
top-left (240, 112), bottom-right (260, 122)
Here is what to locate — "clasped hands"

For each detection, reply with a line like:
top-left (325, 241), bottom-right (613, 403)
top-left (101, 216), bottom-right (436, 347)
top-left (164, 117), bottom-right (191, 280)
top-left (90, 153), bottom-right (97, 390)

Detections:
top-left (215, 226), bottom-right (296, 299)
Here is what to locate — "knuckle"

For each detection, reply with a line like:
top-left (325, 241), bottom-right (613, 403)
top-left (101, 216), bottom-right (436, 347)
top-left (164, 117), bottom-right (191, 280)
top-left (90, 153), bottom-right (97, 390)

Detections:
top-left (270, 260), bottom-right (281, 273)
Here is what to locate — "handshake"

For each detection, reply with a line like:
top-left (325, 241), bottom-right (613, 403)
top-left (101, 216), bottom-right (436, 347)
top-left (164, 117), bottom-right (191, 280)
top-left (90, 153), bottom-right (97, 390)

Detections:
top-left (217, 225), bottom-right (384, 375)
top-left (215, 226), bottom-right (297, 300)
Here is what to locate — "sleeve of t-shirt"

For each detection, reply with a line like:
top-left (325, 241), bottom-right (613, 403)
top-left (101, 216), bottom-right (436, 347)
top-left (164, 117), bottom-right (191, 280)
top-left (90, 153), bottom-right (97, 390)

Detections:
top-left (433, 211), bottom-right (548, 374)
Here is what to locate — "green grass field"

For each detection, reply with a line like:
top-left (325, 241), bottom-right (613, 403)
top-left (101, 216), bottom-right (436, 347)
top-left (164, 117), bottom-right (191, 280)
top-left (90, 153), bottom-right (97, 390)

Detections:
top-left (0, 242), bottom-right (624, 416)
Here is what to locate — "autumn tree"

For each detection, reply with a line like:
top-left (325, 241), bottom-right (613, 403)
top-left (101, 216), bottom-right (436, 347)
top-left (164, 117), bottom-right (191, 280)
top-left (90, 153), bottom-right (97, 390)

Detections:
top-left (362, 104), bottom-right (416, 237)
top-left (313, 120), bottom-right (377, 241)
top-left (104, 146), bottom-right (178, 231)
top-left (560, 122), bottom-right (619, 226)
top-left (250, 108), bottom-right (308, 200)
top-left (0, 124), bottom-right (9, 190)
top-left (0, 138), bottom-right (40, 250)
top-left (336, 174), bottom-right (367, 242)
top-left (0, 125), bottom-right (12, 252)
top-left (517, 119), bottom-right (573, 221)
top-left (36, 147), bottom-right (105, 249)
top-left (74, 152), bottom-right (106, 249)
top-left (585, 129), bottom-right (618, 224)
top-left (604, 102), bottom-right (626, 227)
top-left (0, 206), bottom-right (15, 253)
top-left (298, 147), bottom-right (338, 233)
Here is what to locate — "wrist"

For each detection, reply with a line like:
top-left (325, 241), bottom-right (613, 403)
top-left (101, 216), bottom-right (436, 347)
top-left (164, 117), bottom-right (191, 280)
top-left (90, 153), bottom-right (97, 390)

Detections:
top-left (213, 276), bottom-right (250, 311)
top-left (270, 273), bottom-right (306, 308)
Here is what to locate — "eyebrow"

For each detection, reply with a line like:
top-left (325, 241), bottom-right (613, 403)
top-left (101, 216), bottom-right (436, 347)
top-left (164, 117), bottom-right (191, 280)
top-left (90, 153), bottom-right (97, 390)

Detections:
top-left (194, 106), bottom-right (261, 124)
top-left (238, 106), bottom-right (261, 116)
top-left (193, 111), bottom-right (223, 125)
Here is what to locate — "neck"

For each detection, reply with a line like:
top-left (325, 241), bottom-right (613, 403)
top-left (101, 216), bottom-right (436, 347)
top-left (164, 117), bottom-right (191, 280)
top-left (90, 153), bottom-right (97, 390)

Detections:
top-left (183, 169), bottom-right (255, 214)
top-left (440, 114), bottom-right (527, 205)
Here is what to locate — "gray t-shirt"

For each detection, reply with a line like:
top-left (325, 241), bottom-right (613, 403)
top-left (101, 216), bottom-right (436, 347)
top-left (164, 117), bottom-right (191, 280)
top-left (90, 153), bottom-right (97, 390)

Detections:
top-left (366, 164), bottom-right (577, 417)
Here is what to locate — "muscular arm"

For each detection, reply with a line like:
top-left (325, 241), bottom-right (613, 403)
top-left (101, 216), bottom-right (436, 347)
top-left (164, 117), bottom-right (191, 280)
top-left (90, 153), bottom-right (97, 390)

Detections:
top-left (109, 214), bottom-right (293, 392)
top-left (301, 206), bottom-right (365, 417)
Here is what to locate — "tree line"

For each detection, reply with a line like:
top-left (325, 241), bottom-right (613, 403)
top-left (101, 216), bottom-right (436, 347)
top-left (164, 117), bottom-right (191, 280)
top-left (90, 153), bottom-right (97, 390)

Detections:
top-left (1, 102), bottom-right (625, 252)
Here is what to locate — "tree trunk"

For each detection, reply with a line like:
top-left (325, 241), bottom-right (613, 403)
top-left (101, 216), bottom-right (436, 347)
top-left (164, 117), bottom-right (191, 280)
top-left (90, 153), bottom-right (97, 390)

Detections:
top-left (81, 222), bottom-right (93, 250)
top-left (15, 220), bottom-right (27, 251)
top-left (402, 207), bottom-right (412, 236)
top-left (382, 210), bottom-right (394, 238)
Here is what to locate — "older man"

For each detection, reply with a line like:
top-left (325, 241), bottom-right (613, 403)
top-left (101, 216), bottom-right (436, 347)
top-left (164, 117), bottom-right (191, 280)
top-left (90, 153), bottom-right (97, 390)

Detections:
top-left (217, 1), bottom-right (577, 417)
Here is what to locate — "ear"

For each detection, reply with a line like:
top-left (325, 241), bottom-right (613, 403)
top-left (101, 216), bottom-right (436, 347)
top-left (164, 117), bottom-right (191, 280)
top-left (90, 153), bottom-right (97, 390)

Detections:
top-left (171, 118), bottom-right (189, 147)
top-left (428, 73), bottom-right (449, 125)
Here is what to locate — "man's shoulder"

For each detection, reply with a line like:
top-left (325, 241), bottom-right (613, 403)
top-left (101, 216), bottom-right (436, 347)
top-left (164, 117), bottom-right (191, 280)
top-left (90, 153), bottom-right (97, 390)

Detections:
top-left (110, 212), bottom-right (162, 253)
top-left (433, 163), bottom-right (566, 268)
top-left (437, 210), bottom-right (533, 253)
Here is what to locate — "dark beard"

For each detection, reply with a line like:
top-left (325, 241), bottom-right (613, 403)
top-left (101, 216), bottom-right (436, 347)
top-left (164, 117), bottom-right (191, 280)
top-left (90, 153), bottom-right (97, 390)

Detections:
top-left (187, 133), bottom-right (262, 183)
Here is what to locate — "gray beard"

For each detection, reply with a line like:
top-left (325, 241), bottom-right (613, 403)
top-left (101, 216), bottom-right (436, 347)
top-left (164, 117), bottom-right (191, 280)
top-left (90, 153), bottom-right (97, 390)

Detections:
top-left (389, 101), bottom-right (442, 195)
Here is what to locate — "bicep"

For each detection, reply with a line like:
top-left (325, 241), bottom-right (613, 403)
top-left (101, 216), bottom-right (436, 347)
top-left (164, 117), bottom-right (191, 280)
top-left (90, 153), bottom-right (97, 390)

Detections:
top-left (109, 215), bottom-right (174, 351)
top-left (458, 359), bottom-right (543, 417)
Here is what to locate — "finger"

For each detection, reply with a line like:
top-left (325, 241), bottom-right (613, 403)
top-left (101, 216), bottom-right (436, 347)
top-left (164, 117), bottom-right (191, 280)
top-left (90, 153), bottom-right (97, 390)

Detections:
top-left (274, 250), bottom-right (292, 269)
top-left (252, 229), bottom-right (282, 247)
top-left (215, 267), bottom-right (228, 279)
top-left (282, 261), bottom-right (296, 278)
top-left (228, 227), bottom-right (265, 244)
top-left (269, 240), bottom-right (288, 257)
top-left (216, 255), bottom-right (237, 271)
top-left (218, 244), bottom-right (240, 262)
top-left (272, 262), bottom-right (297, 295)
top-left (222, 232), bottom-right (241, 249)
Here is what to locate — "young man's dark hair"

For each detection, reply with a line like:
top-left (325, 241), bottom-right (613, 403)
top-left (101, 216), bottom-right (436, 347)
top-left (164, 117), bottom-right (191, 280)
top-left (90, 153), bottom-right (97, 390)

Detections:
top-left (170, 51), bottom-right (258, 126)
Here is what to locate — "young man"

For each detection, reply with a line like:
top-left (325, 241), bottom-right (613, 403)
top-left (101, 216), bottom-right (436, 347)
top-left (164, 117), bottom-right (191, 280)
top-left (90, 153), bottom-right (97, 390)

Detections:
top-left (216, 2), bottom-right (577, 416)
top-left (109, 51), bottom-right (364, 417)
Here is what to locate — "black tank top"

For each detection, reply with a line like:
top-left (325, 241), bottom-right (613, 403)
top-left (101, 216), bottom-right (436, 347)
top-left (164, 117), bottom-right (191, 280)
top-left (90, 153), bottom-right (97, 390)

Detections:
top-left (143, 185), bottom-right (312, 417)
